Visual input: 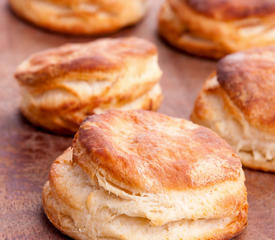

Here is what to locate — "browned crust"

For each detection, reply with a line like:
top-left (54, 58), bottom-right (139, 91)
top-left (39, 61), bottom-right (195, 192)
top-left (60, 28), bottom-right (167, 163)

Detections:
top-left (9, 0), bottom-right (146, 36)
top-left (20, 108), bottom-right (79, 135)
top-left (159, 0), bottom-right (275, 59)
top-left (15, 37), bottom-right (157, 85)
top-left (191, 72), bottom-right (275, 172)
top-left (186, 0), bottom-right (275, 20)
top-left (158, 1), bottom-right (228, 59)
top-left (73, 110), bottom-right (242, 193)
top-left (241, 157), bottom-right (275, 172)
top-left (20, 86), bottom-right (163, 135)
top-left (217, 46), bottom-right (275, 134)
top-left (190, 73), bottom-right (219, 123)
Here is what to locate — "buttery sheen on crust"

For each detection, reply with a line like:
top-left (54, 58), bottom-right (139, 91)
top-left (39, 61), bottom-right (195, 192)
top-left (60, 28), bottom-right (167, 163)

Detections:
top-left (191, 46), bottom-right (275, 172)
top-left (9, 0), bottom-right (147, 35)
top-left (43, 110), bottom-right (248, 240)
top-left (158, 0), bottom-right (275, 58)
top-left (15, 37), bottom-right (163, 135)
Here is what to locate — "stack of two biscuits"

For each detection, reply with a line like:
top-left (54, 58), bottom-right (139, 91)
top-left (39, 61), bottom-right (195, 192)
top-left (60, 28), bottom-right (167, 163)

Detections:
top-left (15, 37), bottom-right (163, 134)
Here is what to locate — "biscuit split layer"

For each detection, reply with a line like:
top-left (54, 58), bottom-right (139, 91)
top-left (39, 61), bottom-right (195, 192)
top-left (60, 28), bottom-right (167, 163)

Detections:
top-left (191, 46), bottom-right (275, 172)
top-left (15, 37), bottom-right (163, 134)
top-left (158, 0), bottom-right (275, 58)
top-left (43, 110), bottom-right (248, 240)
top-left (9, 0), bottom-right (147, 35)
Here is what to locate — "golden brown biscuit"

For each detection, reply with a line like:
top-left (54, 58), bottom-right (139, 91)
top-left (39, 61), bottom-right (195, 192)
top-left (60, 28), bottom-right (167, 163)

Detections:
top-left (9, 0), bottom-right (147, 35)
top-left (15, 37), bottom-right (163, 135)
top-left (191, 46), bottom-right (275, 172)
top-left (43, 110), bottom-right (248, 240)
top-left (158, 0), bottom-right (275, 58)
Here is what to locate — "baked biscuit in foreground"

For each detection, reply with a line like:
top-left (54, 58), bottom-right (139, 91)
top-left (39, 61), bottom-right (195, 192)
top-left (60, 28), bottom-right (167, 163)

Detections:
top-left (43, 110), bottom-right (247, 240)
top-left (159, 0), bottom-right (275, 59)
top-left (15, 37), bottom-right (162, 135)
top-left (9, 0), bottom-right (147, 35)
top-left (191, 46), bottom-right (275, 172)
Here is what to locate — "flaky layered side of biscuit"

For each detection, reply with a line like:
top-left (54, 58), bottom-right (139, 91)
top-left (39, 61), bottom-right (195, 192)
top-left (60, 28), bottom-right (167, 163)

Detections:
top-left (191, 47), bottom-right (275, 172)
top-left (9, 0), bottom-right (147, 35)
top-left (158, 0), bottom-right (275, 58)
top-left (15, 38), bottom-right (163, 134)
top-left (43, 110), bottom-right (247, 240)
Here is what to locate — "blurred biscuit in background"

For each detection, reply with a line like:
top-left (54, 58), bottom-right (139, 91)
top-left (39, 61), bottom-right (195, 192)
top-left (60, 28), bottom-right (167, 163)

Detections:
top-left (9, 0), bottom-right (147, 35)
top-left (15, 37), bottom-right (163, 135)
top-left (191, 46), bottom-right (275, 172)
top-left (159, 0), bottom-right (275, 58)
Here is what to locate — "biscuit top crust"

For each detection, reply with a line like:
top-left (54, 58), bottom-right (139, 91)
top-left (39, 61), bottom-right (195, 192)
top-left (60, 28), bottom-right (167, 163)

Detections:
top-left (74, 110), bottom-right (241, 193)
top-left (217, 46), bottom-right (275, 133)
top-left (184, 0), bottom-right (275, 20)
top-left (34, 0), bottom-right (145, 11)
top-left (15, 37), bottom-right (157, 85)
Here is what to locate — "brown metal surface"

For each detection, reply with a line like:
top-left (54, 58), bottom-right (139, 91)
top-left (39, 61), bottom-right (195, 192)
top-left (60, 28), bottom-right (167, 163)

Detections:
top-left (0, 1), bottom-right (274, 239)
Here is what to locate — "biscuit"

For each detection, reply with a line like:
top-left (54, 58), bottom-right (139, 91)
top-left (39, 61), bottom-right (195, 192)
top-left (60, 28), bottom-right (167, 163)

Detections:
top-left (43, 110), bottom-right (248, 240)
top-left (158, 0), bottom-right (275, 58)
top-left (191, 46), bottom-right (275, 172)
top-left (9, 0), bottom-right (147, 35)
top-left (15, 37), bottom-right (163, 135)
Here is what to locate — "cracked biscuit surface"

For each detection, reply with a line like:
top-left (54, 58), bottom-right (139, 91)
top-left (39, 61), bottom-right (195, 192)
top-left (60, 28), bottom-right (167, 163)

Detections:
top-left (158, 0), bottom-right (275, 58)
top-left (43, 110), bottom-right (248, 240)
top-left (15, 37), bottom-right (163, 135)
top-left (191, 46), bottom-right (275, 172)
top-left (9, 0), bottom-right (147, 35)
